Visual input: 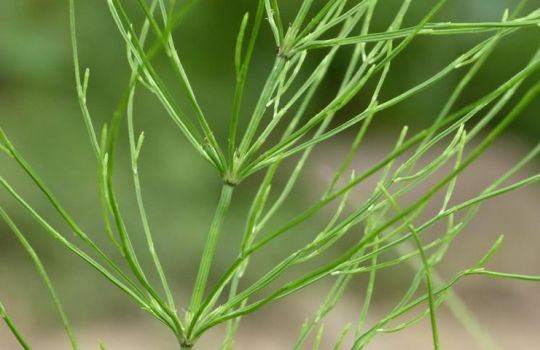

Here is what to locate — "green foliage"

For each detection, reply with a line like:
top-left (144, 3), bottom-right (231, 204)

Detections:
top-left (1, 0), bottom-right (540, 349)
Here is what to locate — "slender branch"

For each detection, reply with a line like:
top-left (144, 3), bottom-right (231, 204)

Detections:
top-left (0, 208), bottom-right (79, 349)
top-left (0, 301), bottom-right (31, 350)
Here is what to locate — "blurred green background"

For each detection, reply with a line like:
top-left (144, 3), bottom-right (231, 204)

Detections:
top-left (1, 1), bottom-right (539, 349)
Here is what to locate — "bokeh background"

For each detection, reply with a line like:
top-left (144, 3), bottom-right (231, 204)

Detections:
top-left (1, 0), bottom-right (539, 349)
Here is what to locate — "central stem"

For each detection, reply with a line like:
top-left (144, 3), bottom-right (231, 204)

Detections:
top-left (180, 344), bottom-right (193, 350)
top-left (188, 183), bottom-right (234, 322)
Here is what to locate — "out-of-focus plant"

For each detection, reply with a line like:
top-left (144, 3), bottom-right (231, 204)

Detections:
top-left (1, 0), bottom-right (540, 349)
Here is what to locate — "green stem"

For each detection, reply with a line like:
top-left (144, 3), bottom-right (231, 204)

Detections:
top-left (229, 0), bottom-right (265, 165)
top-left (379, 185), bottom-right (439, 349)
top-left (189, 184), bottom-right (234, 326)
top-left (0, 301), bottom-right (31, 350)
top-left (0, 207), bottom-right (79, 349)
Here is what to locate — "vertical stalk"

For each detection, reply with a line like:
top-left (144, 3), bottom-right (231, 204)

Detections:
top-left (189, 184), bottom-right (234, 321)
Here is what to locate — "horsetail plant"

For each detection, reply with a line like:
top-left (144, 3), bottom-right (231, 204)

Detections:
top-left (1, 0), bottom-right (540, 349)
